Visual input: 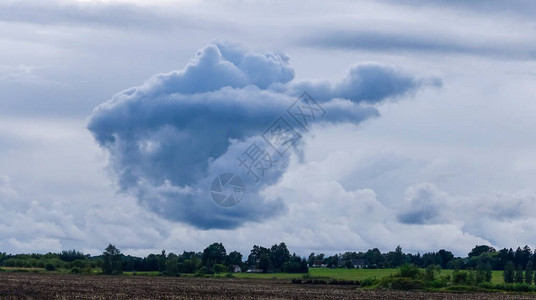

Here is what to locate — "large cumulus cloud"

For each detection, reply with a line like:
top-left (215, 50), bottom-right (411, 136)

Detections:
top-left (88, 41), bottom-right (433, 229)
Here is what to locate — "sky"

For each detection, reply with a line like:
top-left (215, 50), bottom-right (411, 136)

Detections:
top-left (1, 0), bottom-right (536, 257)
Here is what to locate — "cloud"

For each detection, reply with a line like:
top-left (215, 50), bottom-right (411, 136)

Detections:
top-left (289, 64), bottom-right (438, 104)
top-left (393, 181), bottom-right (536, 248)
top-left (0, 0), bottom-right (201, 31)
top-left (397, 183), bottom-right (449, 225)
top-left (386, 0), bottom-right (536, 18)
top-left (299, 28), bottom-right (536, 60)
top-left (87, 42), bottom-right (435, 229)
top-left (136, 42), bottom-right (294, 96)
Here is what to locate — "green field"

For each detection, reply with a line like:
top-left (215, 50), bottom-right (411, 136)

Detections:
top-left (217, 268), bottom-right (506, 285)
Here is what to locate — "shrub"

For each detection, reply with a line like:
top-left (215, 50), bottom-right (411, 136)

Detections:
top-left (359, 278), bottom-right (378, 287)
top-left (212, 264), bottom-right (227, 273)
top-left (45, 263), bottom-right (56, 271)
top-left (512, 283), bottom-right (532, 292)
top-left (197, 266), bottom-right (214, 275)
top-left (503, 261), bottom-right (515, 283)
top-left (452, 270), bottom-right (470, 285)
top-left (423, 265), bottom-right (440, 282)
top-left (378, 277), bottom-right (424, 290)
top-left (329, 280), bottom-right (359, 285)
top-left (427, 279), bottom-right (448, 288)
top-left (70, 260), bottom-right (85, 269)
top-left (71, 267), bottom-right (81, 274)
top-left (397, 264), bottom-right (421, 279)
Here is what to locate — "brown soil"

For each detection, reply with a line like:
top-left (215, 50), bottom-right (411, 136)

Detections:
top-left (1, 273), bottom-right (535, 299)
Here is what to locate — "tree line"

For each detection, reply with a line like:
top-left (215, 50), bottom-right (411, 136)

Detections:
top-left (2, 243), bottom-right (536, 279)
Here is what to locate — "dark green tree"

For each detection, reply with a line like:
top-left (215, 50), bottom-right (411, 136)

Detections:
top-left (59, 250), bottom-right (86, 262)
top-left (437, 249), bottom-right (454, 269)
top-left (158, 249), bottom-right (166, 272)
top-left (526, 261), bottom-right (534, 284)
top-left (468, 245), bottom-right (496, 258)
top-left (102, 244), bottom-right (122, 275)
top-left (269, 242), bottom-right (290, 271)
top-left (364, 248), bottom-right (384, 267)
top-left (307, 253), bottom-right (315, 266)
top-left (165, 253), bottom-right (179, 276)
top-left (515, 264), bottom-right (524, 283)
top-left (475, 262), bottom-right (492, 283)
top-left (282, 253), bottom-right (308, 273)
top-left (503, 261), bottom-right (515, 283)
top-left (484, 262), bottom-right (492, 283)
top-left (247, 245), bottom-right (270, 269)
top-left (497, 248), bottom-right (512, 270)
top-left (202, 243), bottom-right (226, 268)
top-left (390, 245), bottom-right (405, 267)
top-left (226, 251), bottom-right (243, 270)
top-left (259, 253), bottom-right (270, 273)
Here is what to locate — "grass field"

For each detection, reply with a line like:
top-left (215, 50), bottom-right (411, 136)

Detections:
top-left (216, 268), bottom-right (506, 284)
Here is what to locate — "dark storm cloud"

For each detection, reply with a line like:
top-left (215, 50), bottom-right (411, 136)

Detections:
top-left (88, 42), bottom-right (435, 229)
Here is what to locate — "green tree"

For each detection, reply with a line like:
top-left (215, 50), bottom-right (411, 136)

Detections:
top-left (515, 264), bottom-right (524, 283)
top-left (102, 244), bottom-right (122, 275)
top-left (226, 251), bottom-right (243, 270)
top-left (202, 243), bottom-right (226, 268)
top-left (468, 245), bottom-right (496, 258)
top-left (437, 249), bottom-right (454, 269)
top-left (526, 261), bottom-right (534, 285)
top-left (475, 262), bottom-right (491, 284)
top-left (165, 253), bottom-right (179, 276)
top-left (307, 253), bottom-right (315, 267)
top-left (158, 250), bottom-right (166, 272)
top-left (247, 245), bottom-right (270, 269)
top-left (484, 263), bottom-right (492, 283)
top-left (269, 243), bottom-right (291, 271)
top-left (395, 246), bottom-right (405, 267)
top-left (503, 261), bottom-right (515, 283)
top-left (259, 253), bottom-right (270, 273)
top-left (212, 264), bottom-right (227, 273)
top-left (424, 264), bottom-right (440, 281)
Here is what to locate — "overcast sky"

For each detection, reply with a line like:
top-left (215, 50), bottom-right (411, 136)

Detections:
top-left (1, 0), bottom-right (536, 257)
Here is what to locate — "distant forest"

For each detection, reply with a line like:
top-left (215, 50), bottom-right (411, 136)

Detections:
top-left (0, 243), bottom-right (534, 277)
